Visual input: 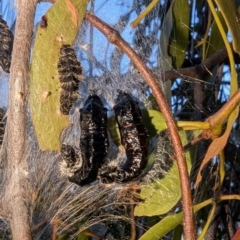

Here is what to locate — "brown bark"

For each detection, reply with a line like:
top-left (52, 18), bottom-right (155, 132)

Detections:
top-left (4, 0), bottom-right (38, 239)
top-left (163, 48), bottom-right (227, 82)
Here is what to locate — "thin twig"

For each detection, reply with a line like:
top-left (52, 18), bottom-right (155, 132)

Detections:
top-left (85, 12), bottom-right (195, 239)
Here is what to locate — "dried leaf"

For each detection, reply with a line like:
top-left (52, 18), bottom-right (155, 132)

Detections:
top-left (195, 107), bottom-right (239, 187)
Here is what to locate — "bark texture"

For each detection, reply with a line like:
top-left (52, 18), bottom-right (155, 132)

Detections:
top-left (5, 1), bottom-right (37, 239)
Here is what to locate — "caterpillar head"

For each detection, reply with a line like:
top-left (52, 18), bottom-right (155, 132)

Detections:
top-left (59, 144), bottom-right (82, 177)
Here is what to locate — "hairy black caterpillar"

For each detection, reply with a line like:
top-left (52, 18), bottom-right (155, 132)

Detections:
top-left (99, 91), bottom-right (149, 183)
top-left (75, 94), bottom-right (109, 186)
top-left (0, 16), bottom-right (14, 73)
top-left (60, 95), bottom-right (109, 186)
top-left (57, 44), bottom-right (82, 115)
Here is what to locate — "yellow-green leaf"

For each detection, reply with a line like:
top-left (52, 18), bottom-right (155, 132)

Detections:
top-left (138, 198), bottom-right (213, 240)
top-left (205, 11), bottom-right (227, 58)
top-left (107, 115), bottom-right (121, 147)
top-left (195, 107), bottom-right (239, 187)
top-left (30, 0), bottom-right (89, 151)
top-left (141, 109), bottom-right (167, 138)
top-left (134, 130), bottom-right (200, 217)
top-left (214, 0), bottom-right (240, 54)
top-left (169, 0), bottom-right (190, 69)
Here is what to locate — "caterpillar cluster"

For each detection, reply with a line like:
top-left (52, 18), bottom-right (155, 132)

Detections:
top-left (57, 44), bottom-right (82, 115)
top-left (60, 94), bottom-right (109, 186)
top-left (60, 91), bottom-right (149, 186)
top-left (0, 16), bottom-right (14, 73)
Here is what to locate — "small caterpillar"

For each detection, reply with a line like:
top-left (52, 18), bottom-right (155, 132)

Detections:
top-left (0, 16), bottom-right (14, 73)
top-left (57, 44), bottom-right (82, 115)
top-left (99, 91), bottom-right (149, 183)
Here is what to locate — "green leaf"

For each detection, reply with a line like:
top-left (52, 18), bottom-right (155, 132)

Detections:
top-left (57, 234), bottom-right (70, 240)
top-left (57, 233), bottom-right (89, 240)
top-left (141, 109), bottom-right (167, 139)
top-left (139, 198), bottom-right (213, 240)
top-left (159, 1), bottom-right (173, 105)
top-left (77, 233), bottom-right (90, 240)
top-left (139, 212), bottom-right (184, 240)
top-left (205, 11), bottom-right (227, 58)
top-left (107, 115), bottom-right (122, 147)
top-left (159, 2), bottom-right (173, 69)
top-left (214, 0), bottom-right (240, 54)
top-left (169, 0), bottom-right (190, 69)
top-left (134, 130), bottom-right (200, 217)
top-left (172, 224), bottom-right (183, 240)
top-left (29, 0), bottom-right (89, 151)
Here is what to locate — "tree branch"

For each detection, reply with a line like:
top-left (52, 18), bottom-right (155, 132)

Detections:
top-left (85, 12), bottom-right (195, 239)
top-left (5, 0), bottom-right (38, 239)
top-left (162, 48), bottom-right (228, 81)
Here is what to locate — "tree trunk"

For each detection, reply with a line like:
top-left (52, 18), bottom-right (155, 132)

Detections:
top-left (5, 0), bottom-right (37, 239)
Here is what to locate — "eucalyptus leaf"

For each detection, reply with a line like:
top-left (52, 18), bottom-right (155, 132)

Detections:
top-left (139, 197), bottom-right (213, 240)
top-left (205, 11), bottom-right (227, 58)
top-left (159, 1), bottom-right (173, 105)
top-left (214, 0), bottom-right (240, 54)
top-left (169, 0), bottom-right (190, 69)
top-left (134, 130), bottom-right (200, 217)
top-left (107, 115), bottom-right (121, 147)
top-left (141, 109), bottom-right (167, 139)
top-left (77, 233), bottom-right (90, 240)
top-left (30, 0), bottom-right (89, 151)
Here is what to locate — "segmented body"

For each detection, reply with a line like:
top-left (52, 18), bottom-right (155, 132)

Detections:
top-left (63, 94), bottom-right (109, 186)
top-left (100, 91), bottom-right (148, 183)
top-left (0, 16), bottom-right (14, 73)
top-left (57, 45), bottom-right (82, 115)
top-left (77, 94), bottom-right (109, 185)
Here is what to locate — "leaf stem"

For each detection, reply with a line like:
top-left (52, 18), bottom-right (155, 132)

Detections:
top-left (197, 202), bottom-right (217, 240)
top-left (207, 88), bottom-right (240, 130)
top-left (177, 121), bottom-right (210, 130)
top-left (130, 0), bottom-right (159, 28)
